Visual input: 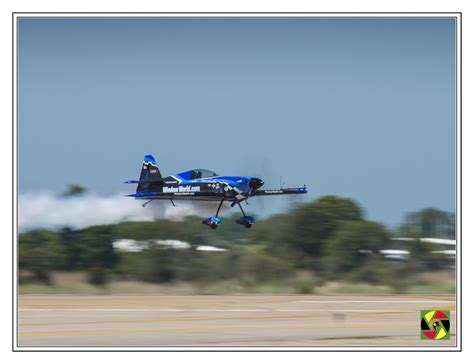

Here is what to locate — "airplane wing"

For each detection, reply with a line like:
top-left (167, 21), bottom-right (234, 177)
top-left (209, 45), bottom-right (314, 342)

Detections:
top-left (253, 187), bottom-right (307, 196)
top-left (127, 187), bottom-right (307, 201)
top-left (126, 190), bottom-right (225, 202)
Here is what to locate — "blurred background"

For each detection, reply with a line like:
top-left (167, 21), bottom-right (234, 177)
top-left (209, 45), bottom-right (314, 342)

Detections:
top-left (18, 17), bottom-right (456, 295)
top-left (19, 191), bottom-right (455, 295)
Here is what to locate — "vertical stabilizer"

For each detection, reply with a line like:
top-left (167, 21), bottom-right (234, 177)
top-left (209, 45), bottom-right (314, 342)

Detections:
top-left (137, 155), bottom-right (162, 192)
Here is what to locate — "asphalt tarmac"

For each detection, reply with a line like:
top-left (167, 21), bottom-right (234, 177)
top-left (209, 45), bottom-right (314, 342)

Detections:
top-left (18, 294), bottom-right (456, 347)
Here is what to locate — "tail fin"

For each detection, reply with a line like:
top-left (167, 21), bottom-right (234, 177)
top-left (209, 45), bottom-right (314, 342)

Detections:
top-left (137, 155), bottom-right (162, 193)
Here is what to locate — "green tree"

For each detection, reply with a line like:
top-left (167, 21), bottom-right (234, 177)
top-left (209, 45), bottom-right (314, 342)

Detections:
top-left (60, 227), bottom-right (82, 270)
top-left (141, 245), bottom-right (176, 283)
top-left (78, 225), bottom-right (117, 269)
top-left (253, 213), bottom-right (300, 264)
top-left (323, 220), bottom-right (389, 273)
top-left (86, 264), bottom-right (108, 286)
top-left (350, 255), bottom-right (408, 292)
top-left (19, 230), bottom-right (66, 283)
top-left (62, 184), bottom-right (86, 197)
top-left (401, 208), bottom-right (455, 239)
top-left (284, 195), bottom-right (364, 260)
top-left (406, 238), bottom-right (447, 272)
top-left (237, 252), bottom-right (293, 283)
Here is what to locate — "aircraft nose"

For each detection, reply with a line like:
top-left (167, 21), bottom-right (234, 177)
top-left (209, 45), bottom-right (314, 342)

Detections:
top-left (249, 178), bottom-right (264, 189)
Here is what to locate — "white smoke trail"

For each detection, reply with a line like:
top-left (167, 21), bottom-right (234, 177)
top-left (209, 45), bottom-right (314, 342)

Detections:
top-left (19, 192), bottom-right (222, 232)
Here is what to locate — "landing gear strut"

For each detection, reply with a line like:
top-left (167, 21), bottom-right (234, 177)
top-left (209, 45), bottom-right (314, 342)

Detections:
top-left (235, 201), bottom-right (254, 228)
top-left (142, 199), bottom-right (153, 207)
top-left (202, 198), bottom-right (225, 229)
top-left (203, 199), bottom-right (255, 229)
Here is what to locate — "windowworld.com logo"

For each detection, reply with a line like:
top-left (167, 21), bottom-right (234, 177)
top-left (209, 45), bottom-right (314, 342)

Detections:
top-left (420, 310), bottom-right (450, 340)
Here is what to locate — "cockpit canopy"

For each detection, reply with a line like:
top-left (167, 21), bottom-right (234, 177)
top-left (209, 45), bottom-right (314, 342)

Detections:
top-left (175, 169), bottom-right (219, 181)
top-left (189, 169), bottom-right (219, 179)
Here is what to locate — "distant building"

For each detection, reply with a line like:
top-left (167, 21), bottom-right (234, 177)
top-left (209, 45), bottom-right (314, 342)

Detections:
top-left (112, 239), bottom-right (190, 252)
top-left (387, 237), bottom-right (455, 267)
top-left (112, 239), bottom-right (149, 252)
top-left (196, 245), bottom-right (228, 252)
top-left (358, 237), bottom-right (456, 267)
top-left (389, 237), bottom-right (455, 250)
top-left (112, 239), bottom-right (226, 252)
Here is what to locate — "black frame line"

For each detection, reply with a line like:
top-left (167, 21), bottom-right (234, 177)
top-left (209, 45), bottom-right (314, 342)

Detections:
top-left (12, 11), bottom-right (462, 353)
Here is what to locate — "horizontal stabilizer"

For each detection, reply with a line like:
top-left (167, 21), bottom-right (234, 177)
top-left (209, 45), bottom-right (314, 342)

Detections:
top-left (126, 192), bottom-right (159, 198)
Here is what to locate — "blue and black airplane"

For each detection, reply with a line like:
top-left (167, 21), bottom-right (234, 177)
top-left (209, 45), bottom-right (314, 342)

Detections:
top-left (126, 155), bottom-right (307, 229)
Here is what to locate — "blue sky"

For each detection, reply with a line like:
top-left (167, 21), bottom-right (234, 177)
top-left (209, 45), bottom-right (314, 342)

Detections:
top-left (18, 17), bottom-right (456, 227)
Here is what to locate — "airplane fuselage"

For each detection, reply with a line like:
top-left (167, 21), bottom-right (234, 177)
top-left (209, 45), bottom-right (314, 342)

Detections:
top-left (130, 175), bottom-right (259, 202)
top-left (126, 155), bottom-right (306, 228)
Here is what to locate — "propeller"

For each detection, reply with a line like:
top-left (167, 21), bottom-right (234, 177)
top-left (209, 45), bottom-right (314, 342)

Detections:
top-left (241, 156), bottom-right (307, 217)
top-left (247, 157), bottom-right (279, 214)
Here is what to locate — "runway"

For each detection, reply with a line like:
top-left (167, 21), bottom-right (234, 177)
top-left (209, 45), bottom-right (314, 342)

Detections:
top-left (18, 294), bottom-right (456, 347)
